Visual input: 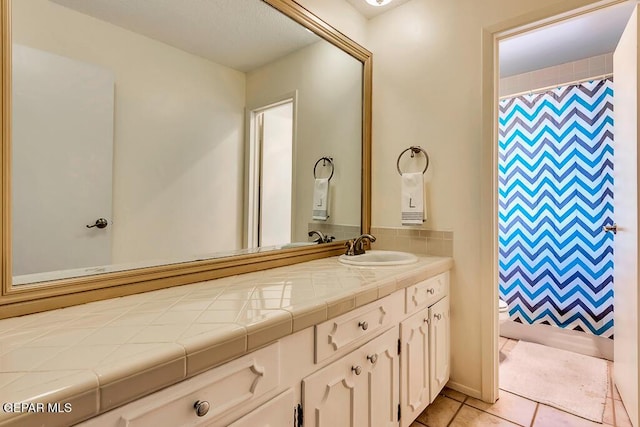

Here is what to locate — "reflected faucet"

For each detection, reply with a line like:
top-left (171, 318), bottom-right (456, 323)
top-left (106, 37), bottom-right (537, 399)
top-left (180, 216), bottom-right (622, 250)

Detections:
top-left (345, 234), bottom-right (376, 256)
top-left (308, 230), bottom-right (335, 244)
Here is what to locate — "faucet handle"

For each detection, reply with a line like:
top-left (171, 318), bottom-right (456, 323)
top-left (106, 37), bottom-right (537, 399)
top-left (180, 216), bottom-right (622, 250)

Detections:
top-left (345, 239), bottom-right (356, 256)
top-left (308, 230), bottom-right (326, 244)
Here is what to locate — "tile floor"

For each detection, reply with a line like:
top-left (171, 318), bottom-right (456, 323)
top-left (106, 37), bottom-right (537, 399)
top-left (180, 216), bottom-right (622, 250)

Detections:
top-left (411, 338), bottom-right (632, 427)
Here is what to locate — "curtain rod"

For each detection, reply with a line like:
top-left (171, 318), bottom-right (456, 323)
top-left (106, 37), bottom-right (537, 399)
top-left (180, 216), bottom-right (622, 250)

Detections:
top-left (499, 72), bottom-right (613, 100)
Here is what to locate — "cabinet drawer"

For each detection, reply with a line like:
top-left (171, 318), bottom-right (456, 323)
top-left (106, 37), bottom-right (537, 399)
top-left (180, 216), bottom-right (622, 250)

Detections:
top-left (405, 272), bottom-right (449, 314)
top-left (227, 389), bottom-right (294, 427)
top-left (84, 342), bottom-right (280, 427)
top-left (315, 292), bottom-right (402, 363)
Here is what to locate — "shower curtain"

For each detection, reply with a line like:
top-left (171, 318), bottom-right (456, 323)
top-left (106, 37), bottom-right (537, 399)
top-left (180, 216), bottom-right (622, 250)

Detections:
top-left (498, 78), bottom-right (614, 338)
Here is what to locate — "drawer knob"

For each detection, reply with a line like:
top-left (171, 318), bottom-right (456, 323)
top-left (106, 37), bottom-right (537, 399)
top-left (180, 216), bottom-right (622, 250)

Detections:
top-left (427, 288), bottom-right (435, 295)
top-left (352, 365), bottom-right (362, 375)
top-left (358, 321), bottom-right (369, 331)
top-left (194, 400), bottom-right (210, 417)
top-left (434, 313), bottom-right (443, 320)
top-left (367, 354), bottom-right (378, 364)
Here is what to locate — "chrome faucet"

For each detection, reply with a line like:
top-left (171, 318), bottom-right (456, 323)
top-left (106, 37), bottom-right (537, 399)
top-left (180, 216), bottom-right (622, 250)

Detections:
top-left (308, 230), bottom-right (335, 244)
top-left (345, 234), bottom-right (376, 256)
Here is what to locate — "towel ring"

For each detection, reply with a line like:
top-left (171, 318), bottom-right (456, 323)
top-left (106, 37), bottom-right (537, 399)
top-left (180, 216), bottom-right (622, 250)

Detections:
top-left (313, 157), bottom-right (334, 181)
top-left (397, 146), bottom-right (429, 176)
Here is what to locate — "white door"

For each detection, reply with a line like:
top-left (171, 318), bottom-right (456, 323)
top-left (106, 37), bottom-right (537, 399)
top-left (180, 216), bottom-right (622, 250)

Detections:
top-left (258, 101), bottom-right (293, 247)
top-left (399, 306), bottom-right (430, 427)
top-left (12, 44), bottom-right (114, 278)
top-left (613, 6), bottom-right (640, 427)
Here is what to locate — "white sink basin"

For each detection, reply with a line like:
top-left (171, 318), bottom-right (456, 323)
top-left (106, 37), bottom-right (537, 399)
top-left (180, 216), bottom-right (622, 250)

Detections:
top-left (338, 250), bottom-right (418, 266)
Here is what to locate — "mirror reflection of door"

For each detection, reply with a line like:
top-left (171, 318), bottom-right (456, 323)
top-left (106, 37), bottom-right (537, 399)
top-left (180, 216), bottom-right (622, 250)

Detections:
top-left (12, 44), bottom-right (114, 282)
top-left (253, 101), bottom-right (294, 247)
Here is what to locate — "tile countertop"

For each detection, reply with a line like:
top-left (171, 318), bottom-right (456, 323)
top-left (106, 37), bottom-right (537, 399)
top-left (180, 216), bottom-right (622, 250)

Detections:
top-left (0, 255), bottom-right (453, 426)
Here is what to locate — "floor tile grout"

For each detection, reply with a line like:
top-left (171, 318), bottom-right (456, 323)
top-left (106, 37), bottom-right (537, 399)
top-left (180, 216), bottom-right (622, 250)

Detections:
top-left (461, 400), bottom-right (531, 426)
top-left (529, 403), bottom-right (540, 427)
top-left (446, 398), bottom-right (466, 427)
top-left (607, 362), bottom-right (618, 427)
top-left (610, 388), bottom-right (618, 426)
top-left (499, 337), bottom-right (508, 352)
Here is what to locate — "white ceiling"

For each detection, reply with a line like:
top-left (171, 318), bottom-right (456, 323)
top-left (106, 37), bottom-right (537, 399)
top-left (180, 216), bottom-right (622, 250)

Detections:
top-left (50, 0), bottom-right (637, 76)
top-left (345, 0), bottom-right (411, 19)
top-left (500, 1), bottom-right (637, 77)
top-left (49, 0), bottom-right (321, 72)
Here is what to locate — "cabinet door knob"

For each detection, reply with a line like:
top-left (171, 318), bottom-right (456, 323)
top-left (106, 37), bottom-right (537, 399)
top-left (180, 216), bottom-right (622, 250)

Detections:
top-left (367, 354), bottom-right (378, 364)
top-left (358, 321), bottom-right (369, 331)
top-left (427, 288), bottom-right (435, 295)
top-left (352, 365), bottom-right (362, 375)
top-left (434, 313), bottom-right (442, 320)
top-left (193, 400), bottom-right (210, 417)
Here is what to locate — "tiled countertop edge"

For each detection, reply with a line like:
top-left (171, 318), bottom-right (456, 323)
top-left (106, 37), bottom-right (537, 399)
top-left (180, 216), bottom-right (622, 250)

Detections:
top-left (0, 256), bottom-right (453, 426)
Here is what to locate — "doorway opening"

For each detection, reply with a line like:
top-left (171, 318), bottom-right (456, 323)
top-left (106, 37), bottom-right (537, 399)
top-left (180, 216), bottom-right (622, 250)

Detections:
top-left (496, 0), bottom-right (634, 359)
top-left (493, 1), bottom-right (637, 424)
top-left (247, 98), bottom-right (295, 248)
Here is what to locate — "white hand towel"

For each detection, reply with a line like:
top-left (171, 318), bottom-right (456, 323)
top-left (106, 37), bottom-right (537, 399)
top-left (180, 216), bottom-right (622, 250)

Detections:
top-left (312, 178), bottom-right (330, 221)
top-left (401, 172), bottom-right (425, 225)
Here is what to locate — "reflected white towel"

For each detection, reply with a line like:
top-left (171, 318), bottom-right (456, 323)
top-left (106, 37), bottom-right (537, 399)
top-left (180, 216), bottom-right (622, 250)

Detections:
top-left (312, 178), bottom-right (329, 221)
top-left (401, 172), bottom-right (425, 225)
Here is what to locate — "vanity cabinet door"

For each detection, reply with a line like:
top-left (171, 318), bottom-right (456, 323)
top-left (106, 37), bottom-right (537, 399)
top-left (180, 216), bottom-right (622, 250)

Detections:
top-left (364, 328), bottom-right (400, 427)
top-left (429, 295), bottom-right (450, 403)
top-left (302, 327), bottom-right (399, 427)
top-left (399, 306), bottom-right (430, 427)
top-left (302, 345), bottom-right (366, 427)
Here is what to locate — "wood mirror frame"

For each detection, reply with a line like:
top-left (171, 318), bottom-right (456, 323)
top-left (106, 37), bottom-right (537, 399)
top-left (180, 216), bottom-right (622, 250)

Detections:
top-left (0, 0), bottom-right (372, 319)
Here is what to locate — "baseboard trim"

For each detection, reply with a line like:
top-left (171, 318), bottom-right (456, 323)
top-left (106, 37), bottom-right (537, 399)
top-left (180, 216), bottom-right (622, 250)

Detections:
top-left (446, 381), bottom-right (482, 400)
top-left (500, 321), bottom-right (613, 360)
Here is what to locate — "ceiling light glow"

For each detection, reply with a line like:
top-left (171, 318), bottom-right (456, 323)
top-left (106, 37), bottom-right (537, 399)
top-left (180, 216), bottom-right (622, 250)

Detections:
top-left (365, 0), bottom-right (392, 6)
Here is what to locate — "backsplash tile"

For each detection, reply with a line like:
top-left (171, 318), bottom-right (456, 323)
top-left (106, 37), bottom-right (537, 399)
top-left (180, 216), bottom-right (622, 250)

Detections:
top-left (370, 227), bottom-right (453, 257)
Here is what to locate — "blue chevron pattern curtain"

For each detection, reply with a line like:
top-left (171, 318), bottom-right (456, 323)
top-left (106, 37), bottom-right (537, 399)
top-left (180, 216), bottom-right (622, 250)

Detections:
top-left (498, 78), bottom-right (614, 338)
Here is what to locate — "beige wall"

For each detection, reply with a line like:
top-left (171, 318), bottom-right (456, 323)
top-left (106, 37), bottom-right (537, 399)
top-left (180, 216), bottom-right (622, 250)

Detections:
top-left (301, 0), bottom-right (607, 399)
top-left (246, 41), bottom-right (363, 242)
top-left (366, 0), bottom-right (607, 398)
top-left (13, 0), bottom-right (246, 264)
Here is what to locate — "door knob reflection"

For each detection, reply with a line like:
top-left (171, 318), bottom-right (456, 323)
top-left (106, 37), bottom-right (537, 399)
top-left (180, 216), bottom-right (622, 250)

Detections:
top-left (86, 218), bottom-right (108, 229)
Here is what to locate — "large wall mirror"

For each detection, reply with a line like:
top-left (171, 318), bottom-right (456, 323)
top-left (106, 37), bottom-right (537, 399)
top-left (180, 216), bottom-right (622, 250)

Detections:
top-left (0, 0), bottom-right (372, 317)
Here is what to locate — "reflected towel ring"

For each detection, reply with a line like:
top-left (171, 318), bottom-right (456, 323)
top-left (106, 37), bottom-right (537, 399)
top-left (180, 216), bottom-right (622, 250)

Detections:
top-left (313, 157), bottom-right (334, 181)
top-left (397, 146), bottom-right (429, 175)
